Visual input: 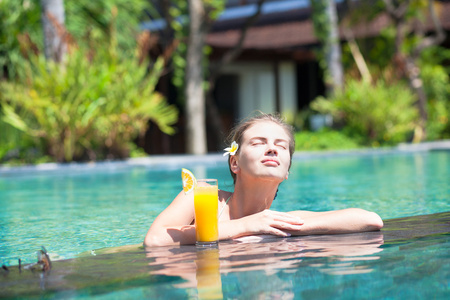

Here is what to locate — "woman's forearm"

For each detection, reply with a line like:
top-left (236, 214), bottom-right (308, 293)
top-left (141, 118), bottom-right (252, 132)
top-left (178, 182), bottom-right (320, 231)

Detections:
top-left (144, 208), bottom-right (383, 247)
top-left (288, 208), bottom-right (383, 235)
top-left (218, 219), bottom-right (252, 240)
top-left (144, 219), bottom-right (251, 247)
top-left (144, 225), bottom-right (197, 247)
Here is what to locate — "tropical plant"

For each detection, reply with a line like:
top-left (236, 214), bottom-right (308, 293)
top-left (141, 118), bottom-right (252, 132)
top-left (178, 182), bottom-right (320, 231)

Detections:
top-left (419, 46), bottom-right (450, 140)
top-left (0, 0), bottom-right (42, 79)
top-left (64, 0), bottom-right (150, 52)
top-left (0, 41), bottom-right (178, 162)
top-left (0, 0), bottom-right (151, 79)
top-left (311, 78), bottom-right (418, 146)
top-left (295, 129), bottom-right (361, 151)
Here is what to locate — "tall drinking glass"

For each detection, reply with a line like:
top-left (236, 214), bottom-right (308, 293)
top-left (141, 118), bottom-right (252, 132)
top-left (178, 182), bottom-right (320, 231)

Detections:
top-left (194, 179), bottom-right (219, 247)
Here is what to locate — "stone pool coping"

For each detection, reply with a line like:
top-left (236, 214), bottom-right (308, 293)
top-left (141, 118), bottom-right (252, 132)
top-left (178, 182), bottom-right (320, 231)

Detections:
top-left (1, 140), bottom-right (449, 175)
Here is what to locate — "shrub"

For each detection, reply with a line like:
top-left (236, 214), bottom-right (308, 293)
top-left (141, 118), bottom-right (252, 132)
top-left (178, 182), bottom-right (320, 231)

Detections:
top-left (311, 79), bottom-right (418, 146)
top-left (420, 47), bottom-right (450, 140)
top-left (295, 129), bottom-right (361, 151)
top-left (0, 47), bottom-right (178, 162)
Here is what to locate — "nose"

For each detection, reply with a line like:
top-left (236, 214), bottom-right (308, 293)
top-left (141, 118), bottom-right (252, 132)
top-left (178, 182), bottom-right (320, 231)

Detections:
top-left (265, 144), bottom-right (278, 156)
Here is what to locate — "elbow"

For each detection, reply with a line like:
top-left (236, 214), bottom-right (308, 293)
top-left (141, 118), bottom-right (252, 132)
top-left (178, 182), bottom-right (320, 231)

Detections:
top-left (144, 232), bottom-right (168, 248)
top-left (348, 208), bottom-right (383, 231)
top-left (367, 211), bottom-right (384, 231)
top-left (143, 235), bottom-right (158, 248)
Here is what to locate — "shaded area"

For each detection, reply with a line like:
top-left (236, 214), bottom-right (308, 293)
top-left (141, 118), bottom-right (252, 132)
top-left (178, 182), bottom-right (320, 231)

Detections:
top-left (1, 212), bottom-right (449, 299)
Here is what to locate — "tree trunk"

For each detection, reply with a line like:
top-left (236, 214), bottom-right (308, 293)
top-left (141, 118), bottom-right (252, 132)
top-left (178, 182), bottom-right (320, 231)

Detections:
top-left (40, 0), bottom-right (67, 63)
top-left (405, 56), bottom-right (428, 142)
top-left (310, 0), bottom-right (344, 96)
top-left (185, 0), bottom-right (207, 154)
top-left (325, 0), bottom-right (344, 95)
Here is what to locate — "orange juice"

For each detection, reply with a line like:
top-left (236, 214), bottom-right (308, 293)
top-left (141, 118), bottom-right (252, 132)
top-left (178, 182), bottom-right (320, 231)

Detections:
top-left (194, 181), bottom-right (218, 244)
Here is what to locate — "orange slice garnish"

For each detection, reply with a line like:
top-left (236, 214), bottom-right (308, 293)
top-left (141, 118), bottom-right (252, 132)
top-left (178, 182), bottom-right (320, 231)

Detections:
top-left (181, 168), bottom-right (197, 194)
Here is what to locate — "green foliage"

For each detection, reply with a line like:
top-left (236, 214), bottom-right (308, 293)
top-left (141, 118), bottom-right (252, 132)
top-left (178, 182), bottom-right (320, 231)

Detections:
top-left (310, 0), bottom-right (330, 43)
top-left (311, 79), bottom-right (418, 146)
top-left (0, 115), bottom-right (54, 165)
top-left (0, 47), bottom-right (178, 162)
top-left (164, 0), bottom-right (225, 105)
top-left (295, 129), bottom-right (360, 151)
top-left (339, 2), bottom-right (449, 143)
top-left (0, 120), bottom-right (25, 161)
top-left (0, 0), bottom-right (42, 79)
top-left (65, 0), bottom-right (150, 52)
top-left (366, 27), bottom-right (397, 70)
top-left (420, 47), bottom-right (450, 140)
top-left (0, 0), bottom-right (178, 163)
top-left (0, 0), bottom-right (151, 79)
top-left (169, 1), bottom-right (189, 94)
top-left (309, 0), bottom-right (330, 73)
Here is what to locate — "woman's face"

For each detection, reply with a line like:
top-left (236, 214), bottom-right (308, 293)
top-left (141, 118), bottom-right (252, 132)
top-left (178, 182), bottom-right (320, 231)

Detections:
top-left (231, 121), bottom-right (291, 183)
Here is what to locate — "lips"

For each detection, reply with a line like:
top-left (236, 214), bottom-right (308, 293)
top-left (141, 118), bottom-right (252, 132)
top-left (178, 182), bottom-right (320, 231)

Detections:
top-left (261, 158), bottom-right (280, 166)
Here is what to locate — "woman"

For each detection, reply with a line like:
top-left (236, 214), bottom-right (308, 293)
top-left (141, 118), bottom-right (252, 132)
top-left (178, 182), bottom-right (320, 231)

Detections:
top-left (144, 113), bottom-right (383, 247)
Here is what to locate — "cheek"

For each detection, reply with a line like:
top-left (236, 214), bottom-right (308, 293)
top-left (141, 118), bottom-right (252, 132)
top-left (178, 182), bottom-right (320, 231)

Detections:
top-left (282, 153), bottom-right (291, 169)
top-left (239, 150), bottom-right (261, 167)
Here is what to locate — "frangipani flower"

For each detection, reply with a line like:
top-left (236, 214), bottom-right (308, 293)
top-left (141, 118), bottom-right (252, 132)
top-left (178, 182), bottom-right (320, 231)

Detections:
top-left (223, 141), bottom-right (239, 156)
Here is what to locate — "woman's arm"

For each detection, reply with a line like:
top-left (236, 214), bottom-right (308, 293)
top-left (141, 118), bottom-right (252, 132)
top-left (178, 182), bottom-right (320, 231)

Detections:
top-left (286, 208), bottom-right (383, 235)
top-left (220, 208), bottom-right (382, 240)
top-left (145, 198), bottom-right (381, 246)
top-left (144, 191), bottom-right (197, 247)
top-left (144, 194), bottom-right (305, 247)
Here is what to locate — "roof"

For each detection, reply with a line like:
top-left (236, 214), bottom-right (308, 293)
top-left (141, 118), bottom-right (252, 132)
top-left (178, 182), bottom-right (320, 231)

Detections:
top-left (141, 0), bottom-right (450, 56)
top-left (206, 0), bottom-right (450, 52)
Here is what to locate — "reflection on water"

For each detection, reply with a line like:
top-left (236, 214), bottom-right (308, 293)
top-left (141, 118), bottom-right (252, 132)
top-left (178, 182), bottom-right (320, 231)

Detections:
top-left (196, 248), bottom-right (223, 300)
top-left (145, 231), bottom-right (384, 298)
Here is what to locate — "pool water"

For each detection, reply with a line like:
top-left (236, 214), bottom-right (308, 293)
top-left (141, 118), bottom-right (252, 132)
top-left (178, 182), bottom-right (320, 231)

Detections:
top-left (0, 150), bottom-right (449, 267)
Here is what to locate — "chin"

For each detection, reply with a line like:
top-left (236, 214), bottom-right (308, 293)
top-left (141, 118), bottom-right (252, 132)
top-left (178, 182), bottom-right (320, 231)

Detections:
top-left (257, 173), bottom-right (285, 183)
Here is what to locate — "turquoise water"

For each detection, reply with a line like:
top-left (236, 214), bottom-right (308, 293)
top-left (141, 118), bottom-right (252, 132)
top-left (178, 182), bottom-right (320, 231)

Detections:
top-left (0, 150), bottom-right (449, 267)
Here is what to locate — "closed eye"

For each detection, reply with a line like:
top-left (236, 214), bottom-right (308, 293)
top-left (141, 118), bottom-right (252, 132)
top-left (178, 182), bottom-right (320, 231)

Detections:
top-left (250, 138), bottom-right (266, 146)
top-left (275, 142), bottom-right (288, 149)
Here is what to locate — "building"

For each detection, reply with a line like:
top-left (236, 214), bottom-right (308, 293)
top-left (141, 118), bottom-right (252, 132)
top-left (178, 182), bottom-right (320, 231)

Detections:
top-left (141, 0), bottom-right (450, 154)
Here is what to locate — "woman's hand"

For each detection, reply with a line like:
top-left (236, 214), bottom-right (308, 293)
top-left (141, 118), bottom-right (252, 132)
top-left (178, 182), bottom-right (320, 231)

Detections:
top-left (239, 209), bottom-right (304, 237)
top-left (286, 208), bottom-right (384, 235)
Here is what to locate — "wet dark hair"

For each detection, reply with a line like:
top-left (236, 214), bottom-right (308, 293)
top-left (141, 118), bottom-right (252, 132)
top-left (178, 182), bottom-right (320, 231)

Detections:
top-left (226, 112), bottom-right (295, 184)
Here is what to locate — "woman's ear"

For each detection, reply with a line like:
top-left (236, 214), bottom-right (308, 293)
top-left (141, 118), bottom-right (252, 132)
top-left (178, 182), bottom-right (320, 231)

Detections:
top-left (230, 156), bottom-right (240, 174)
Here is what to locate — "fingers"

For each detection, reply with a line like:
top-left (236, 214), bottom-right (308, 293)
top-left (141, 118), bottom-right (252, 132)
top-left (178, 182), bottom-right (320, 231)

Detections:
top-left (264, 210), bottom-right (304, 225)
top-left (261, 210), bottom-right (303, 236)
top-left (269, 228), bottom-right (292, 237)
top-left (271, 220), bottom-right (303, 232)
top-left (243, 210), bottom-right (304, 237)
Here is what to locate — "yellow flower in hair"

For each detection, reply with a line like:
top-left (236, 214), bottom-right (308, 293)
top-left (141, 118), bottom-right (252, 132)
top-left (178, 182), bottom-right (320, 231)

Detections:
top-left (223, 141), bottom-right (239, 156)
